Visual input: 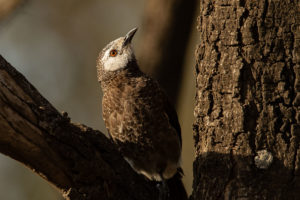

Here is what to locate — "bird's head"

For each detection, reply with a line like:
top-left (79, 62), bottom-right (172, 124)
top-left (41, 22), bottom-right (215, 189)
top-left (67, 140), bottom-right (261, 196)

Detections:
top-left (97, 28), bottom-right (138, 81)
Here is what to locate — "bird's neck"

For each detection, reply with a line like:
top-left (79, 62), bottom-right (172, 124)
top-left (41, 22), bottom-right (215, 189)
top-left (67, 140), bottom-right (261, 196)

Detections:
top-left (100, 60), bottom-right (143, 92)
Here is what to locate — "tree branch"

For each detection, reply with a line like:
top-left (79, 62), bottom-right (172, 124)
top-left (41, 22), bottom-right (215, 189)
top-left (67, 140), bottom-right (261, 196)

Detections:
top-left (0, 55), bottom-right (161, 200)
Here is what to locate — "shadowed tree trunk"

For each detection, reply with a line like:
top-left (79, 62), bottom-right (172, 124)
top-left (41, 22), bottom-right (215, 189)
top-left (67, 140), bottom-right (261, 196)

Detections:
top-left (0, 0), bottom-right (25, 22)
top-left (138, 0), bottom-right (197, 105)
top-left (193, 0), bottom-right (300, 199)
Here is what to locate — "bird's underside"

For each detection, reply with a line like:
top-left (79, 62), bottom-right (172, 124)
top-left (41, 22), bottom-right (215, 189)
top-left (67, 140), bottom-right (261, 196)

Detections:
top-left (102, 70), bottom-right (181, 181)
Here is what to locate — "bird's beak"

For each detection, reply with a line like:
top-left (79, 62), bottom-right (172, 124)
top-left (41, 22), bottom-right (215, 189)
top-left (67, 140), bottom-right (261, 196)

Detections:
top-left (122, 27), bottom-right (138, 48)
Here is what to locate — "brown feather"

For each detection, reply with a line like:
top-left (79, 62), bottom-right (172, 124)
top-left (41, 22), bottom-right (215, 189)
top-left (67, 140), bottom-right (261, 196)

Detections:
top-left (100, 60), bottom-right (181, 180)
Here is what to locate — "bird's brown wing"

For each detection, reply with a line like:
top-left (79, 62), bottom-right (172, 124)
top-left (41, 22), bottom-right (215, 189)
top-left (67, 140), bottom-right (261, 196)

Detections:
top-left (136, 78), bottom-right (182, 149)
top-left (163, 96), bottom-right (182, 149)
top-left (102, 91), bottom-right (124, 140)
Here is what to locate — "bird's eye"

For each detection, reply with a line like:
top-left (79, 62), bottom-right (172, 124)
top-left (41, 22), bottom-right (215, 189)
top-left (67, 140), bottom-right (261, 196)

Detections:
top-left (109, 49), bottom-right (118, 57)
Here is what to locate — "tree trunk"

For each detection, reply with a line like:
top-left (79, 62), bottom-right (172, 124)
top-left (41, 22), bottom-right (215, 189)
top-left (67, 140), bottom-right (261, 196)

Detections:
top-left (138, 0), bottom-right (197, 104)
top-left (193, 0), bottom-right (300, 199)
top-left (0, 0), bottom-right (25, 23)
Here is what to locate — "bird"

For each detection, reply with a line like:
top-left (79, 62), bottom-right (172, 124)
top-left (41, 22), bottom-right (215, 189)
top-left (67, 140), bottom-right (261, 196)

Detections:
top-left (96, 28), bottom-right (185, 200)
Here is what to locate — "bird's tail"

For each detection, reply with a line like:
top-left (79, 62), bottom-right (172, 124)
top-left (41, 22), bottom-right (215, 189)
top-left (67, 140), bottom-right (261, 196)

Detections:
top-left (167, 168), bottom-right (188, 200)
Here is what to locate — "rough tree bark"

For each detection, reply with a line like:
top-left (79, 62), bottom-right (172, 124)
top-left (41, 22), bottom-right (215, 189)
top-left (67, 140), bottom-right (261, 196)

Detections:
top-left (193, 0), bottom-right (300, 199)
top-left (0, 55), bottom-right (187, 200)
